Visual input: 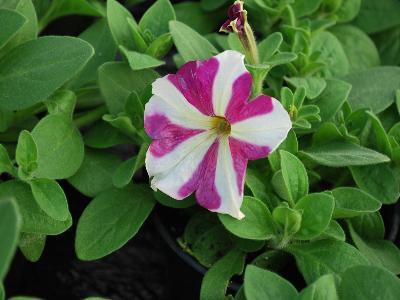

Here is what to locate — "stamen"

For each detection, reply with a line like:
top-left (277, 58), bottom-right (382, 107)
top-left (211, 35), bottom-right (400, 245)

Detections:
top-left (211, 116), bottom-right (231, 135)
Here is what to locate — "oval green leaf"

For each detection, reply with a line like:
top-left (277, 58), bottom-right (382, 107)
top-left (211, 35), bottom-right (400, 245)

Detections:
top-left (218, 196), bottom-right (276, 240)
top-left (0, 36), bottom-right (94, 110)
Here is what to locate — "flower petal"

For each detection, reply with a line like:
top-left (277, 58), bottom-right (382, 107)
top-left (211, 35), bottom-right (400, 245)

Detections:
top-left (145, 114), bottom-right (205, 157)
top-left (196, 136), bottom-right (245, 219)
top-left (212, 50), bottom-right (252, 116)
top-left (150, 77), bottom-right (212, 129)
top-left (230, 96), bottom-right (291, 157)
top-left (144, 95), bottom-right (211, 130)
top-left (147, 130), bottom-right (217, 199)
top-left (168, 58), bottom-right (218, 116)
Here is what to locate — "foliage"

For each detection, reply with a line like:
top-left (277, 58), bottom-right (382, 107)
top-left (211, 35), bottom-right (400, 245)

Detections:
top-left (1, 0), bottom-right (400, 299)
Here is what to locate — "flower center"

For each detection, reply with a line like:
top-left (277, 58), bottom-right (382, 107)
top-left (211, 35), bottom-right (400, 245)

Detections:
top-left (212, 116), bottom-right (231, 135)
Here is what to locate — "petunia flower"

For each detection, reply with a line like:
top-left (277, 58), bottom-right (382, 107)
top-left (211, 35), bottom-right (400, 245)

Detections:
top-left (144, 50), bottom-right (291, 219)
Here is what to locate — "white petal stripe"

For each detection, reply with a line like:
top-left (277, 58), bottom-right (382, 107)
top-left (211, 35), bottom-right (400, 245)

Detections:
top-left (151, 76), bottom-right (211, 128)
top-left (230, 98), bottom-right (292, 152)
top-left (145, 95), bottom-right (212, 130)
top-left (212, 50), bottom-right (248, 116)
top-left (150, 132), bottom-right (217, 199)
top-left (146, 129), bottom-right (216, 177)
top-left (211, 136), bottom-right (245, 219)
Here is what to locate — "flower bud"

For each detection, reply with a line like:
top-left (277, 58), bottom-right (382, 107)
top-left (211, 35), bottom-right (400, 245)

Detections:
top-left (220, 1), bottom-right (246, 34)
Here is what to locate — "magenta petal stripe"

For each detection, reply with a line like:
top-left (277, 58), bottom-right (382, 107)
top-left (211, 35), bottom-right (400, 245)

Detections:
top-left (145, 114), bottom-right (205, 158)
top-left (178, 141), bottom-right (221, 210)
top-left (168, 58), bottom-right (219, 117)
top-left (228, 95), bottom-right (274, 124)
top-left (229, 137), bottom-right (270, 160)
top-left (224, 72), bottom-right (252, 120)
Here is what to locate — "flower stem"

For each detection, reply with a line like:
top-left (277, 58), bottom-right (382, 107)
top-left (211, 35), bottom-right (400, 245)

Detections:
top-left (74, 105), bottom-right (108, 129)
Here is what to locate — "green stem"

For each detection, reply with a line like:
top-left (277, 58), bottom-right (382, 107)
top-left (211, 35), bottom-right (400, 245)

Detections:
top-left (74, 105), bottom-right (108, 129)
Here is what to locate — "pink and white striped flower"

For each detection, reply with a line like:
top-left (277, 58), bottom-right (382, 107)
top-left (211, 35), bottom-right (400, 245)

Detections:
top-left (144, 50), bottom-right (291, 219)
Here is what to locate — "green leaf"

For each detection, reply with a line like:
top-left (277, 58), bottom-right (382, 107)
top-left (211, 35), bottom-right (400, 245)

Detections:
top-left (38, 0), bottom-right (103, 30)
top-left (106, 0), bottom-right (137, 50)
top-left (16, 130), bottom-right (37, 174)
top-left (300, 141), bottom-right (390, 167)
top-left (366, 111), bottom-right (392, 156)
top-left (0, 36), bottom-right (94, 110)
top-left (244, 265), bottom-right (298, 300)
top-left (139, 0), bottom-right (175, 40)
top-left (350, 212), bottom-right (385, 240)
top-left (174, 2), bottom-right (223, 35)
top-left (31, 114), bottom-right (84, 179)
top-left (353, 0), bottom-right (400, 34)
top-left (311, 31), bottom-right (349, 77)
top-left (29, 178), bottom-right (69, 221)
top-left (75, 184), bottom-right (155, 260)
top-left (285, 77), bottom-right (326, 100)
top-left (272, 170), bottom-right (291, 202)
top-left (245, 167), bottom-right (270, 203)
top-left (294, 193), bottom-right (334, 240)
top-left (8, 297), bottom-right (42, 300)
top-left (292, 0), bottom-right (323, 17)
top-left (0, 198), bottom-right (21, 281)
top-left (265, 52), bottom-right (297, 67)
top-left (98, 62), bottom-right (158, 114)
top-left (19, 232), bottom-right (46, 262)
top-left (200, 249), bottom-right (245, 300)
top-left (344, 66), bottom-right (400, 114)
top-left (339, 265), bottom-right (400, 300)
top-left (69, 19), bottom-right (117, 89)
top-left (145, 32), bottom-right (173, 58)
top-left (113, 144), bottom-right (147, 188)
top-left (200, 0), bottom-right (228, 11)
top-left (375, 27), bottom-right (400, 66)
top-left (332, 187), bottom-right (381, 218)
top-left (218, 196), bottom-right (276, 240)
top-left (299, 274), bottom-right (339, 300)
top-left (169, 20), bottom-right (217, 62)
top-left (315, 78), bottom-right (351, 122)
top-left (0, 283), bottom-right (4, 300)
top-left (84, 121), bottom-right (131, 149)
top-left (154, 191), bottom-right (195, 208)
top-left (68, 148), bottom-right (121, 197)
top-left (124, 91), bottom-right (145, 126)
top-left (0, 0), bottom-right (38, 56)
top-left (287, 240), bottom-right (369, 284)
top-left (349, 223), bottom-right (400, 274)
top-left (272, 204), bottom-right (302, 236)
top-left (350, 164), bottom-right (400, 204)
top-left (0, 180), bottom-right (72, 235)
top-left (0, 8), bottom-right (26, 50)
top-left (321, 220), bottom-right (345, 241)
top-left (330, 25), bottom-right (380, 73)
top-left (102, 114), bottom-right (141, 143)
top-left (120, 46), bottom-right (164, 70)
top-left (258, 32), bottom-right (283, 62)
top-left (280, 150), bottom-right (308, 204)
top-left (0, 143), bottom-right (13, 174)
top-left (192, 225), bottom-right (235, 267)
top-left (45, 89), bottom-right (76, 119)
top-left (336, 0), bottom-right (361, 23)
